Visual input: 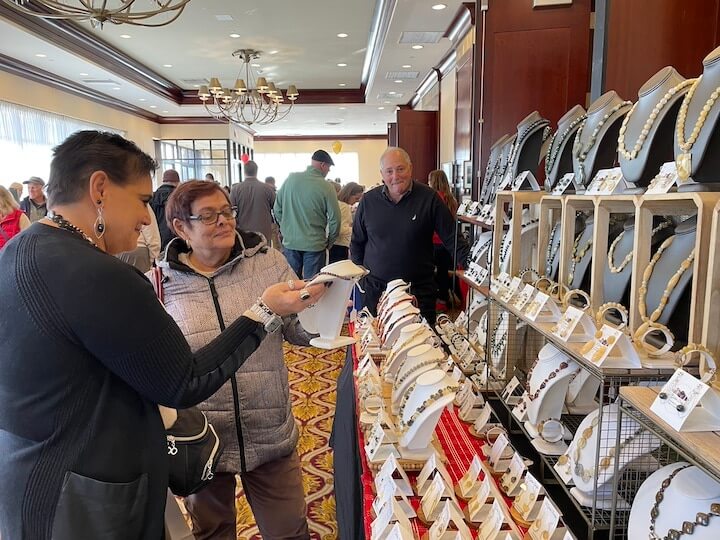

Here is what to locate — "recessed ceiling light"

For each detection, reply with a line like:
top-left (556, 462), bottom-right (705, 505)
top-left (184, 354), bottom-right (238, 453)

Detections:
top-left (432, 3), bottom-right (447, 10)
top-left (384, 101), bottom-right (391, 104)
top-left (388, 91), bottom-right (396, 95)
top-left (412, 44), bottom-right (423, 50)
top-left (229, 33), bottom-right (240, 38)
top-left (338, 106), bottom-right (346, 110)
top-left (139, 98), bottom-right (146, 102)
top-left (394, 80), bottom-right (403, 83)
top-left (337, 63), bottom-right (347, 67)
top-left (269, 50), bottom-right (278, 55)
top-left (163, 64), bottom-right (173, 68)
top-left (402, 64), bottom-right (411, 68)
top-left (35, 53), bottom-right (46, 58)
top-left (120, 34), bottom-right (131, 39)
top-left (338, 83), bottom-right (347, 87)
top-left (378, 107), bottom-right (385, 110)
top-left (113, 87), bottom-right (121, 90)
top-left (162, 110), bottom-right (169, 113)
top-left (80, 72), bottom-right (89, 76)
top-left (193, 84), bottom-right (200, 88)
top-left (251, 63), bottom-right (260, 67)
top-left (150, 105), bottom-right (157, 109)
top-left (337, 33), bottom-right (348, 38)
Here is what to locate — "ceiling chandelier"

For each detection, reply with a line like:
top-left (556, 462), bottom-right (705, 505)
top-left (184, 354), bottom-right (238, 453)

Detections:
top-left (2, 0), bottom-right (190, 27)
top-left (198, 49), bottom-right (299, 127)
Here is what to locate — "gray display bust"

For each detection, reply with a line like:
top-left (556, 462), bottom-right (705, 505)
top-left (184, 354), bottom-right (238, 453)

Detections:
top-left (620, 67), bottom-right (689, 187)
top-left (507, 111), bottom-right (550, 180)
top-left (545, 105), bottom-right (586, 190)
top-left (480, 134), bottom-right (512, 204)
top-left (572, 90), bottom-right (632, 186)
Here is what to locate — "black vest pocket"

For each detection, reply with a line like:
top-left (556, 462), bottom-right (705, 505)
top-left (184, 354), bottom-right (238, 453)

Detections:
top-left (51, 471), bottom-right (148, 540)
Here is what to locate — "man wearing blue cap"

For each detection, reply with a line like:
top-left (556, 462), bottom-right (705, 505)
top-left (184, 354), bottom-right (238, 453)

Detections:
top-left (274, 150), bottom-right (341, 278)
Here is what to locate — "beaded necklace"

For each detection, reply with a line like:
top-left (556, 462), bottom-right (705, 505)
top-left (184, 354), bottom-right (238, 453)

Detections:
top-left (545, 222), bottom-right (561, 275)
top-left (398, 386), bottom-right (457, 433)
top-left (607, 221), bottom-right (672, 273)
top-left (567, 233), bottom-right (592, 285)
top-left (648, 464), bottom-right (720, 540)
top-left (506, 120), bottom-right (550, 172)
top-left (618, 79), bottom-right (696, 160)
top-left (48, 212), bottom-right (99, 248)
top-left (573, 420), bottom-right (644, 482)
top-left (573, 100), bottom-right (632, 184)
top-left (637, 235), bottom-right (695, 323)
top-left (545, 114), bottom-right (586, 176)
top-left (676, 76), bottom-right (720, 180)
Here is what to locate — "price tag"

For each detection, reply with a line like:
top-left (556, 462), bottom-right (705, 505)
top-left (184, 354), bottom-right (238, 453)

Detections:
top-left (478, 499), bottom-right (504, 540)
top-left (551, 173), bottom-right (576, 195)
top-left (647, 162), bottom-right (679, 194)
top-left (650, 369), bottom-right (714, 431)
top-left (530, 499), bottom-right (561, 540)
top-left (473, 405), bottom-right (492, 433)
top-left (501, 376), bottom-right (521, 402)
top-left (500, 276), bottom-right (523, 303)
top-left (488, 432), bottom-right (511, 468)
top-left (513, 284), bottom-right (536, 311)
top-left (428, 502), bottom-right (451, 540)
top-left (459, 455), bottom-right (483, 496)
top-left (514, 472), bottom-right (542, 520)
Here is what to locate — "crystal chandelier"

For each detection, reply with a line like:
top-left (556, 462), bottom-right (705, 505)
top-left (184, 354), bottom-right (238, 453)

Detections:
top-left (198, 49), bottom-right (299, 127)
top-left (2, 0), bottom-right (191, 27)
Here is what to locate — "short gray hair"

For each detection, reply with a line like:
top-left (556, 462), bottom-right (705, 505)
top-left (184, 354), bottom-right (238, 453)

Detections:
top-left (380, 147), bottom-right (412, 169)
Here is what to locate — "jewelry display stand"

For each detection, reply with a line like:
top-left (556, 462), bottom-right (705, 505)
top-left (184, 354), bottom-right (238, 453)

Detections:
top-left (545, 105), bottom-right (586, 190)
top-left (480, 134), bottom-right (513, 205)
top-left (627, 462), bottom-right (720, 540)
top-left (383, 305), bottom-right (422, 348)
top-left (298, 260), bottom-right (369, 349)
top-left (384, 323), bottom-right (435, 382)
top-left (392, 344), bottom-right (445, 414)
top-left (572, 90), bottom-right (632, 187)
top-left (506, 111), bottom-right (550, 182)
top-left (565, 215), bottom-right (594, 291)
top-left (564, 370), bottom-right (600, 415)
top-left (619, 67), bottom-right (690, 188)
top-left (674, 45), bottom-right (720, 187)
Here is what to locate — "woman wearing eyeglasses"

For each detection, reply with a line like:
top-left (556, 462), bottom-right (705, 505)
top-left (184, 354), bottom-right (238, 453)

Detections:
top-left (0, 132), bottom-right (324, 540)
top-left (157, 180), bottom-right (313, 540)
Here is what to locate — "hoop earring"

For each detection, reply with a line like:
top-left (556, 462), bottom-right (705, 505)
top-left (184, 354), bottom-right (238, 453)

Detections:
top-left (94, 204), bottom-right (106, 239)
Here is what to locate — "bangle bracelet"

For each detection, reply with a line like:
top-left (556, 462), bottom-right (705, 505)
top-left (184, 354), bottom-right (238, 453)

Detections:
top-left (596, 302), bottom-right (629, 330)
top-left (549, 282), bottom-right (568, 302)
top-left (519, 267), bottom-right (540, 283)
top-left (675, 343), bottom-right (717, 385)
top-left (537, 418), bottom-right (565, 444)
top-left (635, 321), bottom-right (674, 357)
top-left (533, 277), bottom-right (554, 293)
top-left (563, 288), bottom-right (591, 311)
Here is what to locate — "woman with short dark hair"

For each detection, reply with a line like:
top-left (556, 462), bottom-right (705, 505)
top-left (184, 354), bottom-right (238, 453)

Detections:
top-left (0, 131), bottom-right (324, 540)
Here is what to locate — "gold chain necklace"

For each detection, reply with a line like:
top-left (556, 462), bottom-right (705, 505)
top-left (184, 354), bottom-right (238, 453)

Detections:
top-left (638, 235), bottom-right (694, 323)
top-left (608, 221), bottom-right (672, 273)
top-left (618, 79), bottom-right (696, 160)
top-left (676, 76), bottom-right (720, 179)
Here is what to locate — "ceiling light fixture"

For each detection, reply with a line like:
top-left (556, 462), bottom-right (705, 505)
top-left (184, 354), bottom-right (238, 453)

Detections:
top-left (150, 105), bottom-right (157, 108)
top-left (139, 98), bottom-right (146, 101)
top-left (198, 48), bottom-right (298, 127)
top-left (163, 64), bottom-right (172, 68)
top-left (268, 50), bottom-right (278, 55)
top-left (34, 53), bottom-right (46, 57)
top-left (432, 3), bottom-right (447, 10)
top-left (2, 0), bottom-right (190, 28)
top-left (80, 72), bottom-right (89, 76)
top-left (394, 80), bottom-right (403, 83)
top-left (378, 107), bottom-right (385, 110)
top-left (337, 33), bottom-right (348, 38)
top-left (120, 34), bottom-right (131, 38)
top-left (402, 64), bottom-right (411, 68)
top-left (229, 33), bottom-right (240, 38)
top-left (337, 63), bottom-right (347, 67)
top-left (338, 83), bottom-right (346, 87)
top-left (412, 44), bottom-right (423, 50)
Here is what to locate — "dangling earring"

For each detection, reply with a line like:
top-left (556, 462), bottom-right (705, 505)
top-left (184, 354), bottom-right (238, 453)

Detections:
top-left (94, 202), bottom-right (106, 239)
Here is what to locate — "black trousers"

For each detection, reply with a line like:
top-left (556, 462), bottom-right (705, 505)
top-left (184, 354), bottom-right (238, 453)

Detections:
top-left (360, 274), bottom-right (438, 325)
top-left (433, 243), bottom-right (453, 303)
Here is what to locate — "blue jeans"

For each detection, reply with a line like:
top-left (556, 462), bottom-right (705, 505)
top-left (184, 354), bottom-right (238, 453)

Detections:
top-left (283, 248), bottom-right (326, 279)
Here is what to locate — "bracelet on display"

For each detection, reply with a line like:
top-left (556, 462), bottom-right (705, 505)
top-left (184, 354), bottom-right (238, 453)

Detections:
top-left (518, 267), bottom-right (540, 284)
top-left (562, 288), bottom-right (591, 311)
top-left (537, 418), bottom-right (565, 444)
top-left (634, 321), bottom-right (675, 357)
top-left (549, 282), bottom-right (568, 302)
top-left (675, 343), bottom-right (718, 385)
top-left (595, 302), bottom-right (629, 331)
top-left (533, 276), bottom-right (555, 294)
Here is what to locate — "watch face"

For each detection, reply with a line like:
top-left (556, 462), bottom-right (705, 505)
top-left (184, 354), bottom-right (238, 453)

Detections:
top-left (265, 315), bottom-right (283, 333)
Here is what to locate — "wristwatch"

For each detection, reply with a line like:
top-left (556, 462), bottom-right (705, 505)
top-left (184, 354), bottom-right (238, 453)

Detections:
top-left (249, 299), bottom-right (283, 333)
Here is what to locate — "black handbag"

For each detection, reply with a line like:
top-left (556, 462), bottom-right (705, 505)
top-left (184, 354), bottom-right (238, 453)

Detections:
top-left (166, 407), bottom-right (224, 497)
top-left (151, 267), bottom-right (225, 497)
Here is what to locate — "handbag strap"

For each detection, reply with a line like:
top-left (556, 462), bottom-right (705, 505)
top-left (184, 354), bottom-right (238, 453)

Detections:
top-left (151, 266), bottom-right (164, 305)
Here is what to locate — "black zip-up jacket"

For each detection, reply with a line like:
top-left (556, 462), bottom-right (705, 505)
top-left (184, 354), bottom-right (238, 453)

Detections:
top-left (150, 183), bottom-right (176, 250)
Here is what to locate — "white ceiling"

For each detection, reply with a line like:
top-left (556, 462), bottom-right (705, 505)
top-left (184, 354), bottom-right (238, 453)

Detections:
top-left (0, 0), bottom-right (467, 136)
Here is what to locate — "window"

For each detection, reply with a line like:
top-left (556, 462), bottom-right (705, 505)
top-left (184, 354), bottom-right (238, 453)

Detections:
top-left (254, 152), bottom-right (359, 188)
top-left (156, 139), bottom-right (230, 184)
top-left (0, 100), bottom-right (122, 189)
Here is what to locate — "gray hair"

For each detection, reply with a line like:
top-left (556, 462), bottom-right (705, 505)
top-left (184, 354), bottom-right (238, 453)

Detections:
top-left (379, 147), bottom-right (412, 169)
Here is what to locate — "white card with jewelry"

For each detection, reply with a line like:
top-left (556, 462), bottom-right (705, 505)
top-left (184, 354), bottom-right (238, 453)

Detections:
top-left (581, 324), bottom-right (640, 368)
top-left (477, 499), bottom-right (505, 540)
top-left (513, 284), bottom-right (536, 311)
top-left (586, 167), bottom-right (626, 195)
top-left (646, 162), bottom-right (679, 195)
top-left (650, 369), bottom-right (720, 432)
top-left (500, 276), bottom-right (523, 303)
top-left (552, 306), bottom-right (595, 342)
top-left (514, 472), bottom-right (542, 520)
top-left (525, 291), bottom-right (561, 323)
top-left (529, 499), bottom-right (561, 540)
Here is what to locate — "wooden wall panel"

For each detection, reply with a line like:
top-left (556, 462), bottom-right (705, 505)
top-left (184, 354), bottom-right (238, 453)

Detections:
top-left (455, 52), bottom-right (473, 164)
top-left (605, 0), bottom-right (720, 99)
top-left (396, 109), bottom-right (438, 184)
top-left (474, 0), bottom-right (591, 195)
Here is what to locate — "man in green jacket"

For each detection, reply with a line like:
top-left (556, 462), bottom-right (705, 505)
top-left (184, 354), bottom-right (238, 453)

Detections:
top-left (274, 150), bottom-right (341, 278)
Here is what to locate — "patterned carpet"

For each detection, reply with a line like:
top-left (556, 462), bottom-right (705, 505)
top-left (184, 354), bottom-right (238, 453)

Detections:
top-left (233, 342), bottom-right (345, 539)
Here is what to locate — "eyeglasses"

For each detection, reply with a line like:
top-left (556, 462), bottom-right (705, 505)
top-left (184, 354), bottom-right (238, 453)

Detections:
top-left (188, 206), bottom-right (237, 225)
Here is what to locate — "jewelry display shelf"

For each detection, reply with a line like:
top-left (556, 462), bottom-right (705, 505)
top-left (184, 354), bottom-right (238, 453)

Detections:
top-left (630, 192), bottom-right (720, 342)
top-left (456, 270), bottom-right (491, 296)
top-left (458, 213), bottom-right (496, 230)
top-left (492, 191), bottom-right (544, 278)
top-left (612, 386), bottom-right (720, 537)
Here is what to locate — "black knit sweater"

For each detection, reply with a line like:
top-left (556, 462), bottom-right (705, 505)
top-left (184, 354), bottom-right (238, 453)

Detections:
top-left (0, 223), bottom-right (265, 540)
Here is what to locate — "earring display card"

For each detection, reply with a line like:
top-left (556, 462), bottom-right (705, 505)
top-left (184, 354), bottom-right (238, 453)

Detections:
top-left (472, 405), bottom-right (493, 435)
top-left (465, 475), bottom-right (492, 522)
top-left (512, 284), bottom-right (537, 311)
top-left (477, 499), bottom-right (505, 540)
top-left (501, 376), bottom-right (522, 403)
top-left (371, 498), bottom-right (413, 540)
top-left (529, 499), bottom-right (561, 540)
top-left (525, 291), bottom-right (562, 322)
top-left (551, 173), bottom-right (583, 196)
top-left (511, 171), bottom-right (541, 192)
top-left (372, 477), bottom-right (416, 519)
top-left (650, 369), bottom-right (720, 431)
top-left (646, 162), bottom-right (680, 195)
top-left (375, 454), bottom-right (413, 497)
top-left (552, 306), bottom-right (595, 342)
top-left (488, 432), bottom-right (512, 470)
top-left (465, 263), bottom-right (490, 287)
top-left (384, 522), bottom-right (414, 540)
top-left (458, 455), bottom-right (484, 499)
top-left (428, 500), bottom-right (473, 540)
top-left (585, 167), bottom-right (626, 195)
top-left (500, 452), bottom-right (527, 497)
top-left (581, 324), bottom-right (640, 368)
top-left (417, 453), bottom-right (454, 497)
top-left (513, 472), bottom-right (542, 521)
top-left (499, 276), bottom-right (524, 303)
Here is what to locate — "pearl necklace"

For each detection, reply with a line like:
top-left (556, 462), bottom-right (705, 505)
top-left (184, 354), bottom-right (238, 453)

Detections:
top-left (48, 212), bottom-right (99, 248)
top-left (545, 114), bottom-right (586, 176)
top-left (398, 386), bottom-right (457, 433)
top-left (638, 235), bottom-right (694, 323)
top-left (567, 233), bottom-right (593, 285)
top-left (607, 221), bottom-right (672, 273)
top-left (573, 100), bottom-right (632, 184)
top-left (545, 222), bottom-right (561, 275)
top-left (618, 79), bottom-right (696, 160)
top-left (676, 76), bottom-right (720, 180)
top-left (394, 358), bottom-right (442, 390)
